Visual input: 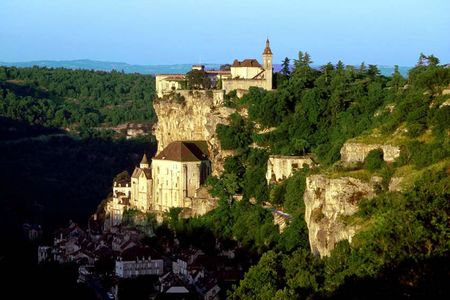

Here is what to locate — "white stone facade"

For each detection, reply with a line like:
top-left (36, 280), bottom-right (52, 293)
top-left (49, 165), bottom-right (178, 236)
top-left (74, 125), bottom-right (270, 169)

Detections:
top-left (266, 155), bottom-right (316, 184)
top-left (115, 258), bottom-right (164, 278)
top-left (152, 159), bottom-right (210, 212)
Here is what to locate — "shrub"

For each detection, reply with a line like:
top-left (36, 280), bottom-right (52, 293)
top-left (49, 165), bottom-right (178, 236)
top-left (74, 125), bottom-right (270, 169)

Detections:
top-left (364, 149), bottom-right (385, 171)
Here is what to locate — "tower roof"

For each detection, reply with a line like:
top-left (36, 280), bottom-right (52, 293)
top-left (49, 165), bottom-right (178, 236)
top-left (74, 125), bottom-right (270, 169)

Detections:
top-left (154, 141), bottom-right (209, 162)
top-left (141, 154), bottom-right (149, 164)
top-left (263, 38), bottom-right (272, 55)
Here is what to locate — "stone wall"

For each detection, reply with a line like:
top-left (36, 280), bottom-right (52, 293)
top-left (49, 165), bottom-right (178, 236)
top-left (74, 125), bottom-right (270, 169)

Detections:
top-left (266, 155), bottom-right (316, 184)
top-left (340, 142), bottom-right (401, 163)
top-left (181, 187), bottom-right (218, 218)
top-left (153, 90), bottom-right (234, 176)
top-left (222, 78), bottom-right (270, 94)
top-left (304, 175), bottom-right (378, 257)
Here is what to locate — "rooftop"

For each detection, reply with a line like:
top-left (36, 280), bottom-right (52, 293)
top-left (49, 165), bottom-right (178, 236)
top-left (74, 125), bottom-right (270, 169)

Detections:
top-left (231, 59), bottom-right (262, 68)
top-left (154, 141), bottom-right (209, 162)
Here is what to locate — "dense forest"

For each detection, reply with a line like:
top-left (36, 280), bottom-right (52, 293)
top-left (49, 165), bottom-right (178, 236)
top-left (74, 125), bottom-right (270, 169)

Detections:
top-left (0, 66), bottom-right (155, 137)
top-left (165, 53), bottom-right (450, 299)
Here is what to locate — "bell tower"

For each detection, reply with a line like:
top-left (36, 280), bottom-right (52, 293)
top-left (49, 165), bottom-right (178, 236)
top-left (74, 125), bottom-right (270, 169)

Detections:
top-left (262, 38), bottom-right (273, 90)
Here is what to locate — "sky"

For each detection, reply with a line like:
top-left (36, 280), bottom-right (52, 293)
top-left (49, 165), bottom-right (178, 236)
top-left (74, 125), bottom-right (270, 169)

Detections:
top-left (0, 0), bottom-right (449, 66)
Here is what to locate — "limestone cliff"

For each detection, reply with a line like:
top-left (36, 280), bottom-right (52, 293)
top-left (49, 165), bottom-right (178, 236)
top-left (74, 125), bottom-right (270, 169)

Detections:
top-left (153, 90), bottom-right (234, 175)
top-left (340, 142), bottom-right (400, 163)
top-left (304, 175), bottom-right (378, 257)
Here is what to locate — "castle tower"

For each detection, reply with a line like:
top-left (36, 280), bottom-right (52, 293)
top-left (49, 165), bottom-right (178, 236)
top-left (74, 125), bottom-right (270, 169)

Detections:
top-left (140, 154), bottom-right (150, 169)
top-left (262, 38), bottom-right (273, 90)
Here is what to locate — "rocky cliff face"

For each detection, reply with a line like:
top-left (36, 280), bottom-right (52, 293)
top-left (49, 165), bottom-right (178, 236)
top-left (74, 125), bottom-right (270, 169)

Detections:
top-left (304, 175), bottom-right (378, 257)
top-left (340, 142), bottom-right (400, 163)
top-left (153, 90), bottom-right (234, 175)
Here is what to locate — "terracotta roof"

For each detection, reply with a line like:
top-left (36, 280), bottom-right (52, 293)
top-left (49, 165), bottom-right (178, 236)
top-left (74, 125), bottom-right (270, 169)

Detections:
top-left (120, 245), bottom-right (161, 261)
top-left (205, 70), bottom-right (231, 75)
top-left (231, 59), bottom-right (262, 68)
top-left (163, 76), bottom-right (186, 81)
top-left (154, 141), bottom-right (209, 162)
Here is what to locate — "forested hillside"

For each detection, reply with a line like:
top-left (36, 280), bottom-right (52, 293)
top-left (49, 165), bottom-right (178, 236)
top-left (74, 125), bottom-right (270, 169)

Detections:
top-left (0, 66), bottom-right (155, 137)
top-left (167, 53), bottom-right (450, 299)
top-left (0, 67), bottom-right (158, 300)
top-left (0, 67), bottom-right (157, 275)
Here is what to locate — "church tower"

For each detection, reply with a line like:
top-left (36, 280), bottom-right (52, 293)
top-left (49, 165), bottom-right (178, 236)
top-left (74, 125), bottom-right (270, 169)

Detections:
top-left (140, 154), bottom-right (150, 169)
top-left (262, 38), bottom-right (273, 90)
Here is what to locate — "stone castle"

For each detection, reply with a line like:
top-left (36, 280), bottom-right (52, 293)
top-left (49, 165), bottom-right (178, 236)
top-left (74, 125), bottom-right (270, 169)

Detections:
top-left (104, 40), bottom-right (274, 227)
top-left (155, 39), bottom-right (273, 97)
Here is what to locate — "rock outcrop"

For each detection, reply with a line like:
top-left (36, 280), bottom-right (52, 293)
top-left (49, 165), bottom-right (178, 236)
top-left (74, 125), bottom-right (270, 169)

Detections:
top-left (340, 142), bottom-right (400, 163)
top-left (304, 175), bottom-right (378, 257)
top-left (153, 90), bottom-right (235, 175)
top-left (388, 176), bottom-right (404, 192)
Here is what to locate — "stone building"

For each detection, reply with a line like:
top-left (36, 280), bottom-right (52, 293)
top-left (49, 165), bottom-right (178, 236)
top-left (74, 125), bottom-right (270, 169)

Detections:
top-left (155, 39), bottom-right (273, 97)
top-left (116, 244), bottom-right (165, 278)
top-left (130, 154), bottom-right (153, 212)
top-left (222, 39), bottom-right (273, 93)
top-left (155, 74), bottom-right (186, 98)
top-left (104, 141), bottom-right (213, 225)
top-left (105, 181), bottom-right (131, 227)
top-left (266, 155), bottom-right (316, 184)
top-left (152, 141), bottom-right (211, 212)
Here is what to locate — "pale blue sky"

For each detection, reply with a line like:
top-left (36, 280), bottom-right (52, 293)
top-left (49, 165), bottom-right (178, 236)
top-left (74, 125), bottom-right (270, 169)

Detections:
top-left (0, 0), bottom-right (449, 66)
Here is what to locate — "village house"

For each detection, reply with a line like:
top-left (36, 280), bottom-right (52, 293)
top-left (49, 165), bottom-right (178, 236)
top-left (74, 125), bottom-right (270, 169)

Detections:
top-left (115, 250), bottom-right (164, 278)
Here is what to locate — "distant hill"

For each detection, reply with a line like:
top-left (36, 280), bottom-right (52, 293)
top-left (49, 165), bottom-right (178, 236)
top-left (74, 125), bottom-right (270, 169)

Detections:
top-left (0, 59), bottom-right (221, 75)
top-left (0, 59), bottom-right (410, 77)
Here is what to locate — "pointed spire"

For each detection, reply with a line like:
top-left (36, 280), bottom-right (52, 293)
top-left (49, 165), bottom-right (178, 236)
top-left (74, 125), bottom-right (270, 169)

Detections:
top-left (140, 154), bottom-right (150, 169)
top-left (263, 38), bottom-right (272, 55)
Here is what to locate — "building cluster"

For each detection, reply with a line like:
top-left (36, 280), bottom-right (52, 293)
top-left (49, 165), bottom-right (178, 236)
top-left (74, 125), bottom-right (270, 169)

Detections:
top-left (38, 221), bottom-right (244, 300)
top-left (156, 39), bottom-right (273, 97)
top-left (38, 221), bottom-right (163, 278)
top-left (104, 141), bottom-right (215, 228)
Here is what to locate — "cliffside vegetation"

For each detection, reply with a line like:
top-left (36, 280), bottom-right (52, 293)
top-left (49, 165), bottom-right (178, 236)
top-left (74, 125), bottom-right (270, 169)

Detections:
top-left (201, 52), bottom-right (450, 298)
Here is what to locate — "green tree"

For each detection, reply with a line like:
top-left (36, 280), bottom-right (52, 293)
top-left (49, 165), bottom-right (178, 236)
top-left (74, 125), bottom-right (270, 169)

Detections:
top-left (229, 251), bottom-right (283, 300)
top-left (364, 148), bottom-right (385, 171)
top-left (185, 69), bottom-right (211, 89)
top-left (281, 57), bottom-right (290, 76)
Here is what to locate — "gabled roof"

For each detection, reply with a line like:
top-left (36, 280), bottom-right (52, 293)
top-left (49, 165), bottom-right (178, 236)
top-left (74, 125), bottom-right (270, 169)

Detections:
top-left (131, 168), bottom-right (152, 179)
top-left (154, 141), bottom-right (209, 162)
top-left (231, 59), bottom-right (262, 68)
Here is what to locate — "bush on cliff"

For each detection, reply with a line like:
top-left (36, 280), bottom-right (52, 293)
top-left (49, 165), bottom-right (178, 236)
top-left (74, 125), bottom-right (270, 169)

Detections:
top-left (364, 149), bottom-right (385, 171)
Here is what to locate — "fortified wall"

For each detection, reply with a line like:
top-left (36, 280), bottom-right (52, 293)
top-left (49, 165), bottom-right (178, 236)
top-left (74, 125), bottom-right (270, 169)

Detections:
top-left (222, 78), bottom-right (271, 94)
